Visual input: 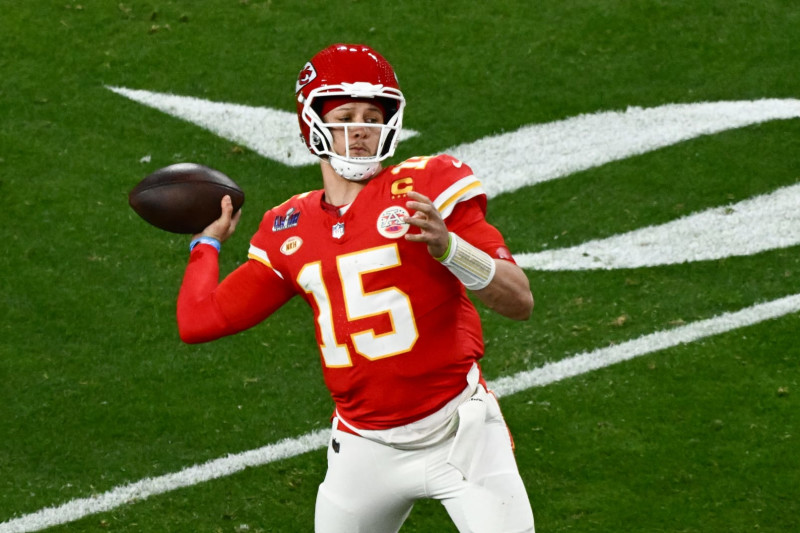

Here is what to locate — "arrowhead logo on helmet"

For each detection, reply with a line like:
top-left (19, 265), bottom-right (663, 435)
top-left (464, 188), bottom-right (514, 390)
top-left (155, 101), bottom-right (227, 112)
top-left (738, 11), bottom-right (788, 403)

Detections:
top-left (295, 62), bottom-right (317, 94)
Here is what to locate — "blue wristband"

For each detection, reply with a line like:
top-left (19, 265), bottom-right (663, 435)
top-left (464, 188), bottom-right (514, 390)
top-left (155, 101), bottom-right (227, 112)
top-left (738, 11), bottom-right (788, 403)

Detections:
top-left (189, 236), bottom-right (221, 253)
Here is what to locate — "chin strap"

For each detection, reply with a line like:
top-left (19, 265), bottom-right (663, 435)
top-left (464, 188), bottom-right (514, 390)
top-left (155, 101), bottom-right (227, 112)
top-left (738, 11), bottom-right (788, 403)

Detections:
top-left (436, 232), bottom-right (497, 291)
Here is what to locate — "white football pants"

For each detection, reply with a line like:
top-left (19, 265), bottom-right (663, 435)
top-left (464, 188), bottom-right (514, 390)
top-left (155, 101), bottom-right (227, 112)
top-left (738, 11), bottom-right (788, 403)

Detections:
top-left (314, 395), bottom-right (535, 533)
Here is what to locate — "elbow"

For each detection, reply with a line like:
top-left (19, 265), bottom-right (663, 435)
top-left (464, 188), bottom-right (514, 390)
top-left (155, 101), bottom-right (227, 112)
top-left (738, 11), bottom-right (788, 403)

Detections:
top-left (177, 310), bottom-right (197, 344)
top-left (488, 260), bottom-right (533, 320)
top-left (487, 290), bottom-right (533, 321)
top-left (177, 312), bottom-right (216, 344)
top-left (177, 310), bottom-right (234, 344)
top-left (512, 291), bottom-right (534, 321)
top-left (177, 298), bottom-right (222, 344)
top-left (178, 323), bottom-right (206, 344)
top-left (179, 333), bottom-right (201, 345)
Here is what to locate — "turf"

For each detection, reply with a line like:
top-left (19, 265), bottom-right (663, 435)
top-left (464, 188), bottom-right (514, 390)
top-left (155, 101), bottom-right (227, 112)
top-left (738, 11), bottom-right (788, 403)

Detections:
top-left (2, 0), bottom-right (799, 531)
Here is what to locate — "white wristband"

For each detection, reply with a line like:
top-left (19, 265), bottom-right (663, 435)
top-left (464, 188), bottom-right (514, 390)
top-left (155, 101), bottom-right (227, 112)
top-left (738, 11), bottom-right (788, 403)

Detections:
top-left (436, 232), bottom-right (496, 290)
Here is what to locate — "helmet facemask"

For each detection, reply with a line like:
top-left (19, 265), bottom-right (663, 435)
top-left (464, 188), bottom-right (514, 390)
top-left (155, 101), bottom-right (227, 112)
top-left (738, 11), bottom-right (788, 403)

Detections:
top-left (299, 82), bottom-right (405, 181)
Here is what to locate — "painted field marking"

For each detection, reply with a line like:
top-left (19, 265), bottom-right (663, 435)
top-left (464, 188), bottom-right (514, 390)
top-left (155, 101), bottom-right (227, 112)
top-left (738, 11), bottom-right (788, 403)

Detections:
top-left (3, 293), bottom-right (799, 533)
top-left (106, 86), bottom-right (418, 167)
top-left (490, 292), bottom-right (800, 397)
top-left (514, 182), bottom-right (800, 270)
top-left (453, 98), bottom-right (800, 198)
top-left (107, 89), bottom-right (800, 200)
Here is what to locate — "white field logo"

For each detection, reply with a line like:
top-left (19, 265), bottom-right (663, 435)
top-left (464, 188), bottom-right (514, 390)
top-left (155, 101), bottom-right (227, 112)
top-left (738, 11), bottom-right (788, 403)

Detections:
top-left (108, 86), bottom-right (800, 269)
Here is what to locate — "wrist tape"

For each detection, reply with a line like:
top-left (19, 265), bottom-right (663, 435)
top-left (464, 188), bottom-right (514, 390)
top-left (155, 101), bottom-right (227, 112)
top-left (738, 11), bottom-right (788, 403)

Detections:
top-left (436, 232), bottom-right (496, 290)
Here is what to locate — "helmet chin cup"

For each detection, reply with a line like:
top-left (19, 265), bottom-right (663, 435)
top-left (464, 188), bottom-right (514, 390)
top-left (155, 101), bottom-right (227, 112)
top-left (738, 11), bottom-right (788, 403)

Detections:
top-left (329, 156), bottom-right (381, 181)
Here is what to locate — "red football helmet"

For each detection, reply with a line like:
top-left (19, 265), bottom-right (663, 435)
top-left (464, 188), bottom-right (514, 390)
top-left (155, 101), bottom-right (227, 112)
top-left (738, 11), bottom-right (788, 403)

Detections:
top-left (295, 44), bottom-right (406, 181)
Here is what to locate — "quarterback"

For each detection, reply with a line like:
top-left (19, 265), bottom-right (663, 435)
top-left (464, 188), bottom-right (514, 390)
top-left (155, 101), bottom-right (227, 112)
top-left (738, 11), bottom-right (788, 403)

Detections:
top-left (177, 44), bottom-right (535, 533)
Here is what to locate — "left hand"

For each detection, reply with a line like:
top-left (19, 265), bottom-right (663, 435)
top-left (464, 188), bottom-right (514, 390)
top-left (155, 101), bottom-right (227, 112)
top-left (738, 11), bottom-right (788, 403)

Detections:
top-left (404, 191), bottom-right (449, 258)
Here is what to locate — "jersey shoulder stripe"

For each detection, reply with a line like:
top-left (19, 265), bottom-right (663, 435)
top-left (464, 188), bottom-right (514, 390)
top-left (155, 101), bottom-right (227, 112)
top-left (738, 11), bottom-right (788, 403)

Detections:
top-left (247, 244), bottom-right (272, 267)
top-left (434, 175), bottom-right (484, 219)
top-left (247, 245), bottom-right (285, 279)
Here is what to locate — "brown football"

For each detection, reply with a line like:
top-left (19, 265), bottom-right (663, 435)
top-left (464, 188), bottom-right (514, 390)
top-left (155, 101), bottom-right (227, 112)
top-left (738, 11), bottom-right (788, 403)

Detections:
top-left (129, 163), bottom-right (245, 234)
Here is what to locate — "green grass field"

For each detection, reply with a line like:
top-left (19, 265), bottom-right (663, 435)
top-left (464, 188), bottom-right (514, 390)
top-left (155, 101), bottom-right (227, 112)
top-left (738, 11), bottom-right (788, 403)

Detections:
top-left (2, 1), bottom-right (799, 531)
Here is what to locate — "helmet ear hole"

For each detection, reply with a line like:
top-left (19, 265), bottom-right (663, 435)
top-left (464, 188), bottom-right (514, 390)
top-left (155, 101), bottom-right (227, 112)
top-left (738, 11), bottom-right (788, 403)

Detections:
top-left (310, 131), bottom-right (323, 152)
top-left (310, 123), bottom-right (332, 154)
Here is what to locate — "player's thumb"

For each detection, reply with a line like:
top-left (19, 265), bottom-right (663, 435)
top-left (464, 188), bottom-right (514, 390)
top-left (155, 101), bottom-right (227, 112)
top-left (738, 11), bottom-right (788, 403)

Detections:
top-left (220, 195), bottom-right (233, 217)
top-left (220, 195), bottom-right (242, 239)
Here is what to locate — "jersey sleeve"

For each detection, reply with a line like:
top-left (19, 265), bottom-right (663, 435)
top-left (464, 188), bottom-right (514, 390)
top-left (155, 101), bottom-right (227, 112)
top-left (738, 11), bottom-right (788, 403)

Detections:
top-left (421, 154), bottom-right (488, 219)
top-left (420, 154), bottom-right (515, 264)
top-left (177, 244), bottom-right (295, 344)
top-left (445, 199), bottom-right (517, 264)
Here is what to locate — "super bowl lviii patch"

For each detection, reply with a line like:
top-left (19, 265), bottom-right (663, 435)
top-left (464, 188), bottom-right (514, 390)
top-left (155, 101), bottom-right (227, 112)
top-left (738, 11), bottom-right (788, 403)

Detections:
top-left (273, 208), bottom-right (300, 232)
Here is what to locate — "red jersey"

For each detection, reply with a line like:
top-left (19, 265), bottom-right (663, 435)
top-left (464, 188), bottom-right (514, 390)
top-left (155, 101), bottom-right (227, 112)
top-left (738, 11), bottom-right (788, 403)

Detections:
top-left (178, 154), bottom-right (514, 430)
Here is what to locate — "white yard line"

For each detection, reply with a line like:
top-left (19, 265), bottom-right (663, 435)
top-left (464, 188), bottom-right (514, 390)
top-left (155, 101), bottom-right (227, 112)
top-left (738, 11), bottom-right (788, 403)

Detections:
top-left (514, 182), bottom-right (800, 270)
top-left (490, 293), bottom-right (800, 397)
top-left (449, 98), bottom-right (800, 198)
top-left (106, 86), bottom-right (418, 167)
top-left (3, 293), bottom-right (799, 533)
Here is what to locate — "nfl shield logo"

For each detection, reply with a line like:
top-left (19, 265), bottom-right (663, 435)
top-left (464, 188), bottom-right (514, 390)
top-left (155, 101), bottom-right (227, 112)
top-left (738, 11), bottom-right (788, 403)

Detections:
top-left (332, 222), bottom-right (345, 239)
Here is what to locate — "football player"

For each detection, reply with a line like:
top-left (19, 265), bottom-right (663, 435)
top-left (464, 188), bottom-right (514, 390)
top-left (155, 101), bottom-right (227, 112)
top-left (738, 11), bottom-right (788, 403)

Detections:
top-left (177, 43), bottom-right (535, 533)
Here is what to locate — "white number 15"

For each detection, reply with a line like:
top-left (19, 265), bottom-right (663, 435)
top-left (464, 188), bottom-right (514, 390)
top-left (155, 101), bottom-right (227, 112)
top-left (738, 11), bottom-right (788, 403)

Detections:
top-left (297, 244), bottom-right (419, 367)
